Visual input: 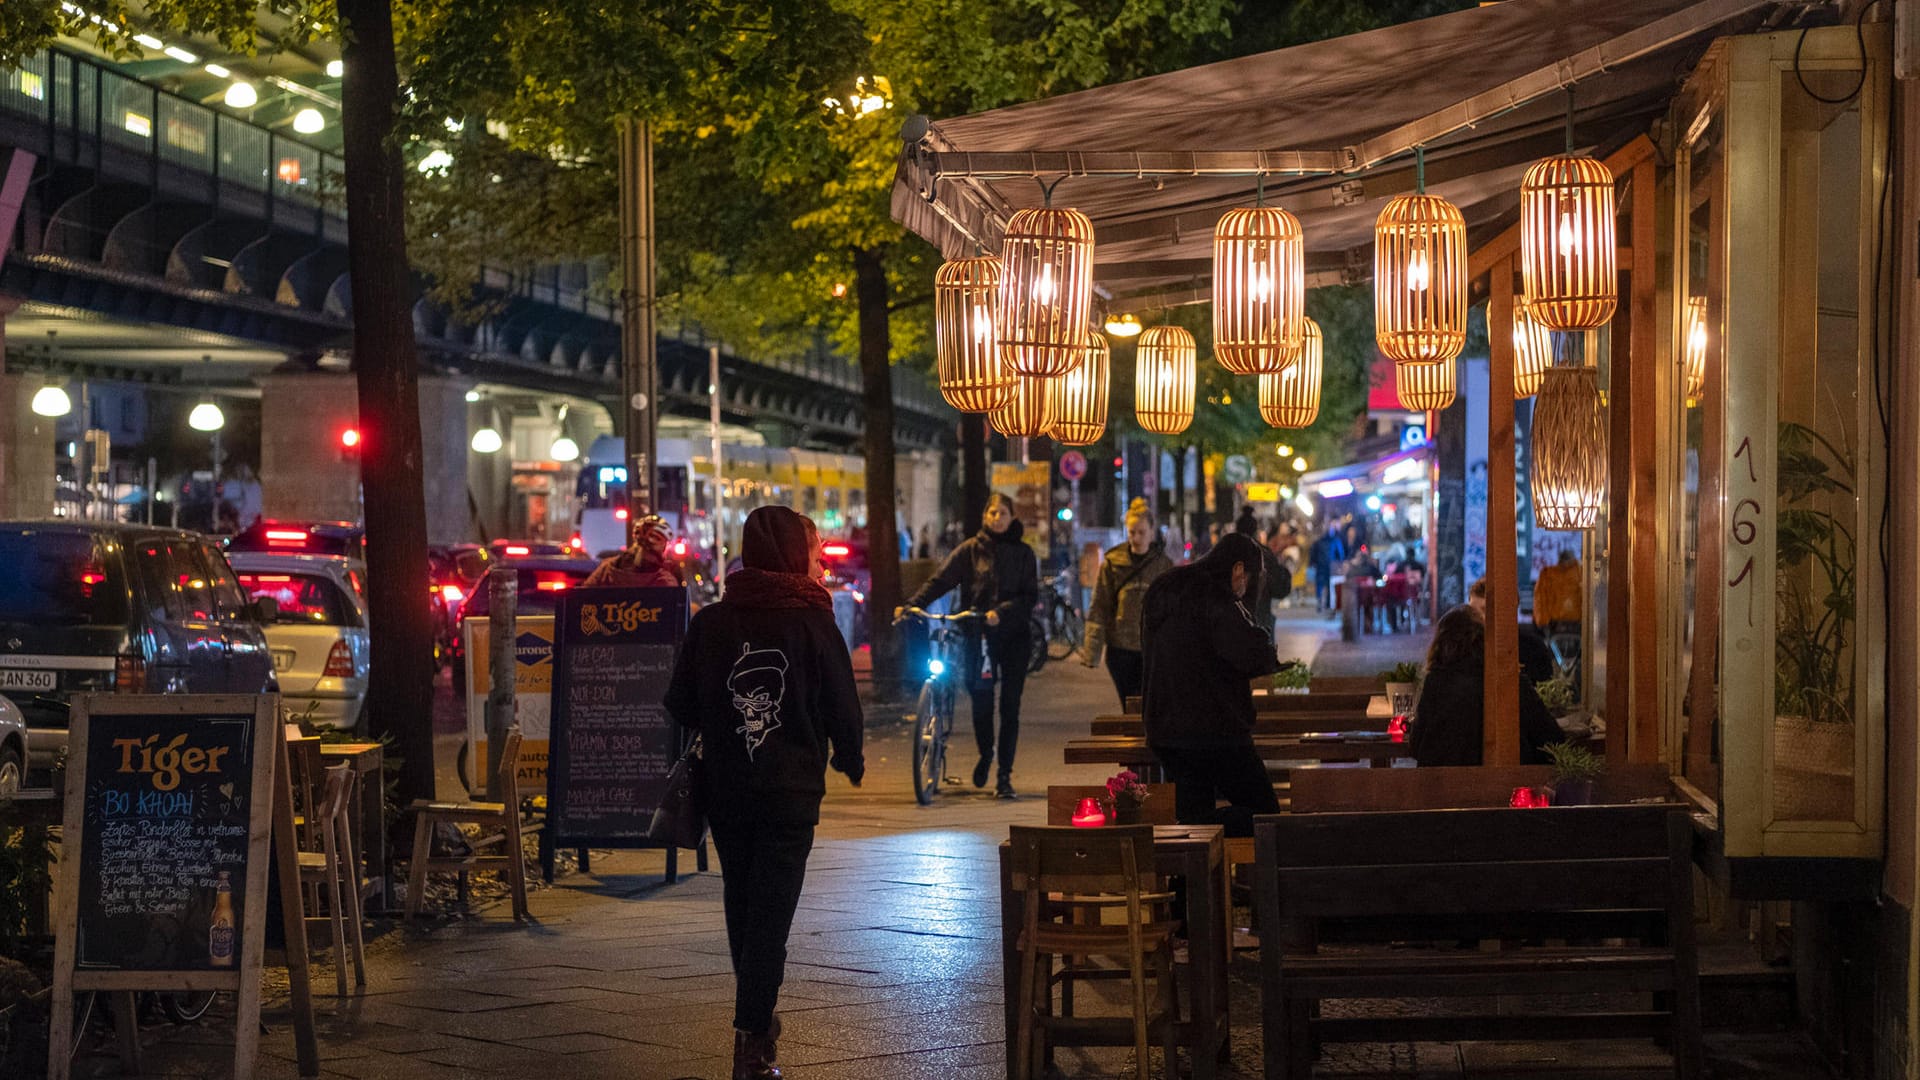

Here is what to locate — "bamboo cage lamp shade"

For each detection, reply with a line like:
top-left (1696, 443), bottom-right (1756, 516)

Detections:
top-left (1395, 354), bottom-right (1457, 411)
top-left (934, 255), bottom-right (1013, 413)
top-left (1258, 317), bottom-right (1322, 428)
top-left (1374, 193), bottom-right (1468, 364)
top-left (1520, 155), bottom-right (1618, 330)
top-left (998, 206), bottom-right (1095, 377)
top-left (1531, 365), bottom-right (1608, 530)
top-left (989, 374), bottom-right (1054, 438)
top-left (1212, 206), bottom-right (1305, 374)
top-left (1683, 296), bottom-right (1708, 404)
top-left (1047, 331), bottom-right (1110, 445)
top-left (1134, 325), bottom-right (1196, 435)
top-left (1513, 296), bottom-right (1553, 399)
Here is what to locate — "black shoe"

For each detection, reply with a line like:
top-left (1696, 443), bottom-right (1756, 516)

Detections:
top-left (996, 777), bottom-right (1016, 799)
top-left (972, 758), bottom-right (991, 788)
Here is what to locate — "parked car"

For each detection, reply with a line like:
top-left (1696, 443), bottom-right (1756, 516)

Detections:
top-left (487, 540), bottom-right (571, 560)
top-left (0, 523), bottom-right (277, 773)
top-left (0, 694), bottom-right (25, 795)
top-left (819, 539), bottom-right (870, 648)
top-left (448, 556), bottom-right (599, 686)
top-left (229, 553), bottom-right (371, 732)
top-left (226, 519), bottom-right (367, 566)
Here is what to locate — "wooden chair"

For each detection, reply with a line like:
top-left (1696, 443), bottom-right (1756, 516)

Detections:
top-left (297, 764), bottom-right (366, 995)
top-left (406, 729), bottom-right (534, 922)
top-left (1007, 825), bottom-right (1180, 1080)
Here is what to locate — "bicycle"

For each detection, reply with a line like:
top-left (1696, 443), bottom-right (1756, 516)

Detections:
top-left (894, 608), bottom-right (983, 805)
top-left (1044, 568), bottom-right (1084, 662)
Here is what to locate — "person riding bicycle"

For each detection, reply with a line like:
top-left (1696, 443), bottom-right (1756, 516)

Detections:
top-left (898, 494), bottom-right (1037, 799)
top-left (1082, 507), bottom-right (1173, 705)
top-left (584, 513), bottom-right (682, 588)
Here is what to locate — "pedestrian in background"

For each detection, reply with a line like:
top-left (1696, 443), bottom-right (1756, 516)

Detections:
top-left (901, 492), bottom-right (1038, 798)
top-left (1308, 523), bottom-right (1344, 613)
top-left (1232, 511), bottom-right (1290, 640)
top-left (584, 514), bottom-right (682, 588)
top-left (663, 506), bottom-right (864, 1080)
top-left (1140, 533), bottom-right (1282, 836)
top-left (1082, 508), bottom-right (1173, 705)
top-left (1408, 604), bottom-right (1561, 767)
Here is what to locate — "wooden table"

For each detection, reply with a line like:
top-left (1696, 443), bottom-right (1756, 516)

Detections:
top-left (319, 742), bottom-right (388, 909)
top-left (0, 788), bottom-right (60, 936)
top-left (1064, 733), bottom-right (1408, 773)
top-left (999, 824), bottom-right (1230, 1080)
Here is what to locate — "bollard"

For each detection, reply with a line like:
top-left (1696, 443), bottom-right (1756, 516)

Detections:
top-left (485, 567), bottom-right (518, 801)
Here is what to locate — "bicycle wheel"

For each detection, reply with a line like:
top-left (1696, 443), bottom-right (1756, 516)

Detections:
top-left (1046, 605), bottom-right (1083, 660)
top-left (1027, 618), bottom-right (1049, 674)
top-left (159, 991), bottom-right (218, 1024)
top-left (911, 680), bottom-right (945, 805)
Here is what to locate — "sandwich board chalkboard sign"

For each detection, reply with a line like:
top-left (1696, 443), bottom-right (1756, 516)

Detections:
top-left (545, 586), bottom-right (700, 880)
top-left (47, 694), bottom-right (312, 1080)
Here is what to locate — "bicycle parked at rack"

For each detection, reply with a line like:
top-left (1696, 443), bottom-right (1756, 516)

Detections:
top-left (893, 608), bottom-right (984, 805)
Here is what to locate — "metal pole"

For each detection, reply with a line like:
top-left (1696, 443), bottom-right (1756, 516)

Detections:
top-left (76, 380), bottom-right (88, 520)
top-left (484, 567), bottom-right (518, 801)
top-left (617, 115), bottom-right (658, 527)
top-left (709, 344), bottom-right (724, 581)
top-left (145, 457), bottom-right (155, 525)
top-left (210, 429), bottom-right (222, 532)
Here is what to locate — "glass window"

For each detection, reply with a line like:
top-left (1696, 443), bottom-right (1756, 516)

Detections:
top-left (200, 545), bottom-right (253, 621)
top-left (235, 572), bottom-right (358, 626)
top-left (0, 529), bottom-right (129, 626)
top-left (1676, 106), bottom-right (1724, 801)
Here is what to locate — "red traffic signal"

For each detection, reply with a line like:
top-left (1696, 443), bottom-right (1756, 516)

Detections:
top-left (340, 427), bottom-right (361, 449)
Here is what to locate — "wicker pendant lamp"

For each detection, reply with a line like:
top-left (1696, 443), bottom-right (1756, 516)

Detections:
top-left (1683, 296), bottom-right (1708, 404)
top-left (989, 374), bottom-right (1054, 438)
top-left (1520, 155), bottom-right (1617, 330)
top-left (1212, 196), bottom-right (1304, 374)
top-left (1531, 364), bottom-right (1608, 530)
top-left (1374, 149), bottom-right (1467, 364)
top-left (1258, 317), bottom-right (1322, 428)
top-left (1134, 325), bottom-right (1196, 435)
top-left (1047, 330), bottom-right (1110, 445)
top-left (998, 200), bottom-right (1095, 378)
top-left (1513, 296), bottom-right (1553, 399)
top-left (1395, 354), bottom-right (1457, 411)
top-left (934, 255), bottom-right (1013, 412)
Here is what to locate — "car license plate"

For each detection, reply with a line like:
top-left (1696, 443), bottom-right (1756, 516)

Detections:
top-left (271, 650), bottom-right (296, 673)
top-left (0, 669), bottom-right (55, 692)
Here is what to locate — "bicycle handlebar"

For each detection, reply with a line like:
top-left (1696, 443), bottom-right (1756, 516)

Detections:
top-left (892, 607), bottom-right (985, 627)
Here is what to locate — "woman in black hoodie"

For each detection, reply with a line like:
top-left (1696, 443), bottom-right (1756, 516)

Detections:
top-left (664, 506), bottom-right (864, 1080)
top-left (1408, 604), bottom-right (1563, 767)
top-left (902, 493), bottom-right (1038, 798)
top-left (1140, 533), bottom-right (1283, 836)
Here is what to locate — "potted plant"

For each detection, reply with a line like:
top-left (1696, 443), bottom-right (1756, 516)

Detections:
top-left (1535, 675), bottom-right (1576, 719)
top-left (1772, 419), bottom-right (1856, 820)
top-left (1104, 770), bottom-right (1150, 825)
top-left (1380, 662), bottom-right (1421, 714)
top-left (1272, 661), bottom-right (1311, 695)
top-left (1543, 741), bottom-right (1605, 807)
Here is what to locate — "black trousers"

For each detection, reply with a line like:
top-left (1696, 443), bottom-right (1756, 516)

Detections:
top-left (708, 817), bottom-right (816, 1034)
top-left (1105, 646), bottom-right (1144, 706)
top-left (1155, 742), bottom-right (1281, 838)
top-left (965, 630), bottom-right (1029, 779)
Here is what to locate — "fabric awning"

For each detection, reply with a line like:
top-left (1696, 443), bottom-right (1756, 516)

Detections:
top-left (892, 0), bottom-right (1801, 303)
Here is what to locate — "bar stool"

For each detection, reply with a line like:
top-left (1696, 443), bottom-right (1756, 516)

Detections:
top-left (298, 763), bottom-right (367, 995)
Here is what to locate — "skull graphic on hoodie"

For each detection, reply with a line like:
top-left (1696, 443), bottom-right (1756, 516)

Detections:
top-left (728, 643), bottom-right (789, 759)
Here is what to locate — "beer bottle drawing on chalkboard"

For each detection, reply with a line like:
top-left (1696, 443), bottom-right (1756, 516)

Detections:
top-left (209, 872), bottom-right (235, 967)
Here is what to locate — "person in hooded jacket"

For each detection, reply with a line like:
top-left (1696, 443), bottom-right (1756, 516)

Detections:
top-left (1408, 604), bottom-right (1563, 767)
top-left (583, 513), bottom-right (682, 588)
top-left (1141, 533), bottom-right (1284, 836)
top-left (663, 506), bottom-right (864, 1080)
top-left (901, 493), bottom-right (1038, 798)
top-left (1081, 507), bottom-right (1173, 705)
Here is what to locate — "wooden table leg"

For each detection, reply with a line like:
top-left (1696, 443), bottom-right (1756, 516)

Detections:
top-left (999, 847), bottom-right (1020, 1080)
top-left (360, 762), bottom-right (388, 910)
top-left (1184, 847), bottom-right (1222, 1080)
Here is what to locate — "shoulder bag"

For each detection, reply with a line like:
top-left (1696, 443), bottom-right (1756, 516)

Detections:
top-left (647, 734), bottom-right (707, 849)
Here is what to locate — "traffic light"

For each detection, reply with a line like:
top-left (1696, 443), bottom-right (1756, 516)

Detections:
top-left (339, 426), bottom-right (361, 462)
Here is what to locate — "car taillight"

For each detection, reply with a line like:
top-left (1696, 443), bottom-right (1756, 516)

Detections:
top-left (504, 545), bottom-right (530, 556)
top-left (672, 540), bottom-right (687, 557)
top-left (115, 653), bottom-right (146, 693)
top-left (441, 583), bottom-right (464, 604)
top-left (822, 543), bottom-right (850, 558)
top-left (569, 534), bottom-right (583, 550)
top-left (536, 580), bottom-right (569, 591)
top-left (323, 640), bottom-right (355, 679)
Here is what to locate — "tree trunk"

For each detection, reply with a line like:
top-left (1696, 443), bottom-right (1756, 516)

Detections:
top-left (961, 413), bottom-right (987, 534)
top-left (338, 0), bottom-right (437, 805)
top-left (854, 246), bottom-right (903, 691)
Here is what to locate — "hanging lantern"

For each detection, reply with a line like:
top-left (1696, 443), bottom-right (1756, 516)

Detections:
top-left (1258, 317), bottom-right (1322, 428)
top-left (1683, 296), bottom-right (1708, 405)
top-left (1395, 355), bottom-right (1457, 411)
top-left (1047, 330), bottom-right (1110, 446)
top-left (1134, 325), bottom-right (1196, 435)
top-left (1374, 193), bottom-right (1468, 364)
top-left (1511, 296), bottom-right (1553, 399)
top-left (1520, 155), bottom-right (1617, 330)
top-left (1213, 206), bottom-right (1305, 374)
top-left (934, 255), bottom-right (1014, 412)
top-left (989, 375), bottom-right (1053, 438)
top-left (998, 206), bottom-right (1095, 377)
top-left (1532, 365), bottom-right (1608, 530)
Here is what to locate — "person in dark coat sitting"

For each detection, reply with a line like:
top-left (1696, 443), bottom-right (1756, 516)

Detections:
top-left (1140, 533), bottom-right (1283, 836)
top-left (1409, 605), bottom-right (1563, 767)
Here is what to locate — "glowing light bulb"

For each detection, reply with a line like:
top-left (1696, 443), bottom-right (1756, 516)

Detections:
top-left (471, 427), bottom-right (503, 454)
top-left (1250, 265), bottom-right (1273, 303)
top-left (971, 303), bottom-right (992, 344)
top-left (223, 81), bottom-right (257, 109)
top-left (292, 108), bottom-right (325, 134)
top-left (1033, 263), bottom-right (1056, 304)
top-left (1688, 318), bottom-right (1706, 356)
top-left (1406, 244), bottom-right (1431, 292)
top-left (31, 385), bottom-right (71, 417)
top-left (188, 401), bottom-right (225, 432)
top-left (1558, 212), bottom-right (1578, 257)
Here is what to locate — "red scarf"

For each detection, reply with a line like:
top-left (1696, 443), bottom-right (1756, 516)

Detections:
top-left (722, 568), bottom-right (832, 610)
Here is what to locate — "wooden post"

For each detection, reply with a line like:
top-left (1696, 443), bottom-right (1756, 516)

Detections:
top-left (1628, 161), bottom-right (1662, 763)
top-left (1485, 262), bottom-right (1521, 765)
top-left (272, 723), bottom-right (321, 1077)
top-left (1606, 246), bottom-right (1635, 768)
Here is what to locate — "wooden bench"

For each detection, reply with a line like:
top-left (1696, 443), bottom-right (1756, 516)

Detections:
top-left (1289, 762), bottom-right (1674, 813)
top-left (1064, 735), bottom-right (1404, 773)
top-left (1124, 690), bottom-right (1377, 715)
top-left (1252, 805), bottom-right (1701, 1079)
top-left (1091, 714), bottom-right (1389, 738)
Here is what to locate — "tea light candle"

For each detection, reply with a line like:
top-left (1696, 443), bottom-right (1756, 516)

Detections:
top-left (1071, 797), bottom-right (1107, 827)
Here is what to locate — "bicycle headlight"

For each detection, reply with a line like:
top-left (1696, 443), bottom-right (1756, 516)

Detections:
top-left (928, 658), bottom-right (946, 676)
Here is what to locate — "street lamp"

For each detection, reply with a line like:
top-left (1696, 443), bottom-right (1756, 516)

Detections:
top-left (224, 81), bottom-right (258, 109)
top-left (471, 427), bottom-right (504, 454)
top-left (31, 384), bottom-right (72, 417)
top-left (549, 436), bottom-right (580, 463)
top-left (292, 108), bottom-right (325, 135)
top-left (188, 400), bottom-right (225, 432)
top-left (1292, 456), bottom-right (1308, 472)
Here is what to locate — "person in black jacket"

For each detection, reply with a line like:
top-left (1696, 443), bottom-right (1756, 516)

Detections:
top-left (1231, 510), bottom-right (1290, 640)
top-left (664, 506), bottom-right (864, 1080)
top-left (901, 493), bottom-right (1038, 798)
top-left (1408, 604), bottom-right (1563, 767)
top-left (1141, 533), bottom-right (1284, 836)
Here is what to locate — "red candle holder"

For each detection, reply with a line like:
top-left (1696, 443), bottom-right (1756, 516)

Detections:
top-left (1510, 786), bottom-right (1538, 808)
top-left (1071, 797), bottom-right (1107, 827)
top-left (1387, 715), bottom-right (1407, 743)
